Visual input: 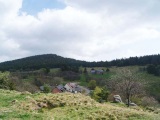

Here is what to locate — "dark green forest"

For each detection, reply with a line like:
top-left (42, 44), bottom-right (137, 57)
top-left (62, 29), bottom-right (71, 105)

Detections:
top-left (0, 54), bottom-right (160, 71)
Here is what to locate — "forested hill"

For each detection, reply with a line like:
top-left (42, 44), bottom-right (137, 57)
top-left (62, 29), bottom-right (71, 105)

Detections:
top-left (0, 54), bottom-right (87, 71)
top-left (0, 54), bottom-right (160, 71)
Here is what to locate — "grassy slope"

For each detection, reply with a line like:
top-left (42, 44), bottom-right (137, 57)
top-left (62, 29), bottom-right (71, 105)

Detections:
top-left (139, 72), bottom-right (160, 102)
top-left (0, 89), bottom-right (159, 120)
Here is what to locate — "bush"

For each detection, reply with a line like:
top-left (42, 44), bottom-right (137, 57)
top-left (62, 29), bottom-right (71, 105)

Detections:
top-left (106, 68), bottom-right (110, 72)
top-left (34, 78), bottom-right (43, 87)
top-left (91, 86), bottom-right (109, 102)
top-left (0, 72), bottom-right (11, 89)
top-left (43, 84), bottom-right (51, 93)
top-left (88, 80), bottom-right (96, 90)
top-left (147, 64), bottom-right (160, 76)
top-left (141, 97), bottom-right (159, 107)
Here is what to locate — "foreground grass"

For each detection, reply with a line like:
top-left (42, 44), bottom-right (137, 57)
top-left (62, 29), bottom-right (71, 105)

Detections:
top-left (0, 89), bottom-right (159, 120)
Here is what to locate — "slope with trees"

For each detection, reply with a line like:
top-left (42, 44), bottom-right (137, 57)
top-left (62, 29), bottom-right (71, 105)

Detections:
top-left (1, 54), bottom-right (160, 71)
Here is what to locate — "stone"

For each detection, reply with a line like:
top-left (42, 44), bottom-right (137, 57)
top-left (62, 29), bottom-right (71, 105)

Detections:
top-left (113, 95), bottom-right (123, 103)
top-left (129, 102), bottom-right (137, 106)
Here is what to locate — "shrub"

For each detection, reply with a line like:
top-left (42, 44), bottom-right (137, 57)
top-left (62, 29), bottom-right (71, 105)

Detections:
top-left (91, 86), bottom-right (109, 102)
top-left (43, 84), bottom-right (51, 93)
top-left (141, 97), bottom-right (158, 107)
top-left (0, 72), bottom-right (11, 89)
top-left (106, 68), bottom-right (110, 72)
top-left (88, 80), bottom-right (96, 90)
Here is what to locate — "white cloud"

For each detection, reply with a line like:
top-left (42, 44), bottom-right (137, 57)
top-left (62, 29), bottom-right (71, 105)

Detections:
top-left (0, 0), bottom-right (160, 62)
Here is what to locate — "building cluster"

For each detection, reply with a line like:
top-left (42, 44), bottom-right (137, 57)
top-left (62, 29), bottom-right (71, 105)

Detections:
top-left (40, 83), bottom-right (82, 94)
top-left (90, 68), bottom-right (104, 74)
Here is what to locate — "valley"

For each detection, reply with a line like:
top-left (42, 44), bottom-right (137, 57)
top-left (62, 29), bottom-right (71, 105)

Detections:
top-left (0, 54), bottom-right (160, 119)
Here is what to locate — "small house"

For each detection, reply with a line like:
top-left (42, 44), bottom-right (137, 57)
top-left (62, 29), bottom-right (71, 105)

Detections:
top-left (64, 83), bottom-right (81, 93)
top-left (57, 84), bottom-right (65, 92)
top-left (52, 84), bottom-right (65, 94)
top-left (52, 88), bottom-right (62, 94)
top-left (90, 68), bottom-right (96, 74)
top-left (90, 69), bottom-right (104, 75)
top-left (64, 83), bottom-right (76, 92)
top-left (75, 86), bottom-right (82, 93)
top-left (64, 83), bottom-right (73, 92)
top-left (96, 69), bottom-right (104, 74)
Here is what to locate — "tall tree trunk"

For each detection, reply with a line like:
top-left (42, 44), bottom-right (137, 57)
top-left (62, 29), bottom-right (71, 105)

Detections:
top-left (127, 94), bottom-right (130, 107)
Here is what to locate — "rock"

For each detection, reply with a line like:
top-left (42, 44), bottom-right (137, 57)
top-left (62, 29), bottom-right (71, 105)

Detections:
top-left (113, 95), bottom-right (123, 103)
top-left (125, 99), bottom-right (137, 106)
top-left (129, 102), bottom-right (137, 106)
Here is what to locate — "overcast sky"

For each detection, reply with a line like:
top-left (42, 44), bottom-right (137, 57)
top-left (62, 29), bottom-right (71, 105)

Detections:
top-left (0, 0), bottom-right (160, 62)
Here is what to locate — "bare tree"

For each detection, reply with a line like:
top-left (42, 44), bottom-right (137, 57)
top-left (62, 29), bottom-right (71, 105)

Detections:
top-left (110, 69), bottom-right (145, 107)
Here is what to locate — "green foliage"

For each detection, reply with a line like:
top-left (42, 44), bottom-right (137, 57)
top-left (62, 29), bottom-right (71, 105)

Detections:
top-left (60, 64), bottom-right (68, 71)
top-left (45, 67), bottom-right (50, 74)
top-left (2, 54), bottom-right (160, 71)
top-left (91, 86), bottom-right (109, 102)
top-left (0, 54), bottom-right (83, 71)
top-left (139, 71), bottom-right (160, 102)
top-left (61, 64), bottom-right (79, 73)
top-left (147, 64), bottom-right (157, 74)
top-left (79, 66), bottom-right (83, 73)
top-left (91, 86), bottom-right (102, 101)
top-left (0, 71), bottom-right (12, 89)
top-left (62, 71), bottom-right (80, 81)
top-left (147, 64), bottom-right (160, 76)
top-left (34, 78), bottom-right (43, 87)
top-left (8, 82), bottom-right (15, 90)
top-left (82, 73), bottom-right (90, 83)
top-left (43, 84), bottom-right (51, 93)
top-left (79, 74), bottom-right (88, 86)
top-left (99, 87), bottom-right (109, 101)
top-left (83, 67), bottom-right (87, 74)
top-left (106, 68), bottom-right (110, 72)
top-left (88, 80), bottom-right (96, 90)
top-left (40, 68), bottom-right (50, 74)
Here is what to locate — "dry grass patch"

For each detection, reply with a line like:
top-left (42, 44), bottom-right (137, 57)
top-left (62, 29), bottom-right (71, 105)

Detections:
top-left (0, 89), bottom-right (159, 120)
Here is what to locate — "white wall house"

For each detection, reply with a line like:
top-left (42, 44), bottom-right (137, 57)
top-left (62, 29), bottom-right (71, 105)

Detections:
top-left (64, 84), bottom-right (73, 92)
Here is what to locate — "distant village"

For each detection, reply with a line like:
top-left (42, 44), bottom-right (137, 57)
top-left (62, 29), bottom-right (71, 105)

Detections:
top-left (40, 82), bottom-right (90, 94)
top-left (40, 68), bottom-right (106, 94)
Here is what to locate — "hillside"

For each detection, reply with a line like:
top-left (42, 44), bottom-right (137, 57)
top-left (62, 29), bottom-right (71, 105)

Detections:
top-left (0, 89), bottom-right (159, 120)
top-left (0, 54), bottom-right (86, 71)
top-left (1, 54), bottom-right (160, 71)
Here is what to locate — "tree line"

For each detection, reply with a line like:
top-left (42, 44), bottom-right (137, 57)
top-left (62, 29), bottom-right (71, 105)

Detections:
top-left (0, 54), bottom-right (160, 71)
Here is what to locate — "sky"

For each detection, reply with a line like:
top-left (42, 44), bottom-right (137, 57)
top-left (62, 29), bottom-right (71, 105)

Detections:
top-left (0, 0), bottom-right (160, 62)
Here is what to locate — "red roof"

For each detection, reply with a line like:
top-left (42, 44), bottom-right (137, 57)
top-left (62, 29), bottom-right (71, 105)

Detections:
top-left (67, 83), bottom-right (76, 88)
top-left (52, 88), bottom-right (62, 94)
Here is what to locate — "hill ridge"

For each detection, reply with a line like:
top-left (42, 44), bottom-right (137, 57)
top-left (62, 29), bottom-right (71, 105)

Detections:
top-left (1, 54), bottom-right (160, 71)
